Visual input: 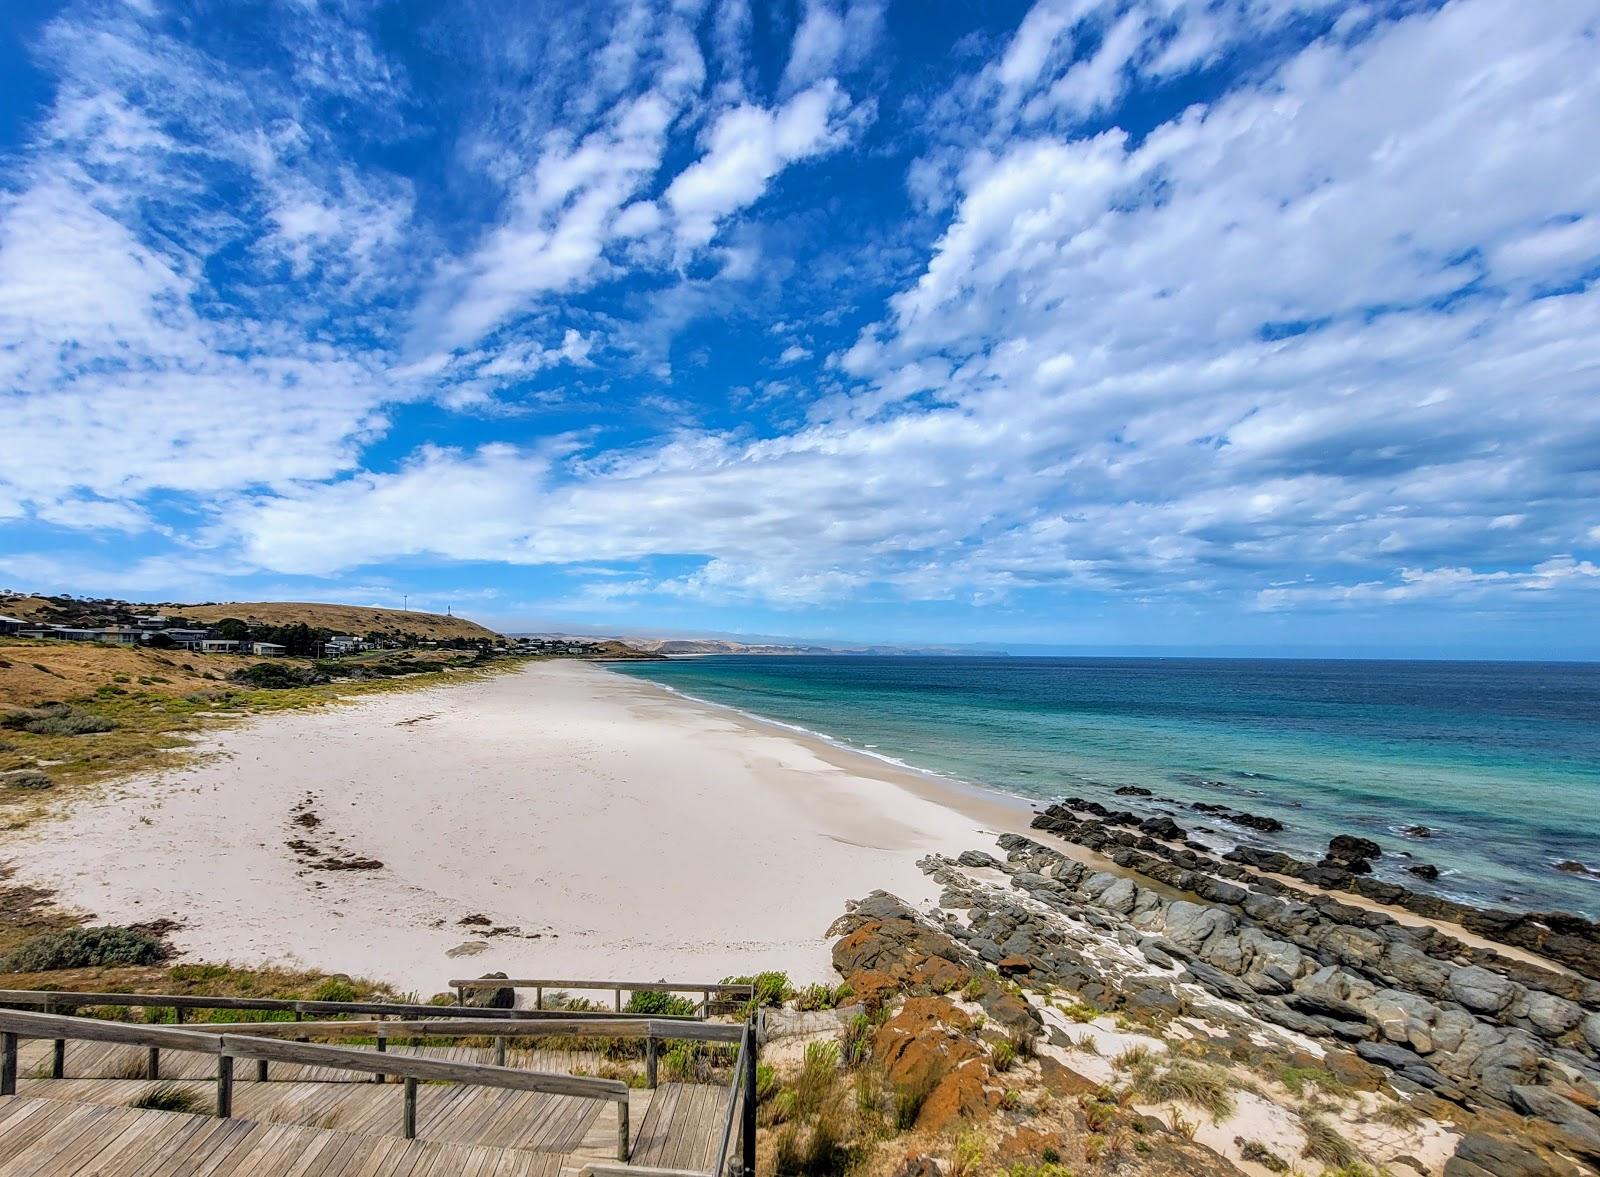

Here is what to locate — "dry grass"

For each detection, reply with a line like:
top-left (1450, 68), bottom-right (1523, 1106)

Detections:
top-left (1122, 1058), bottom-right (1237, 1121)
top-left (177, 601), bottom-right (499, 642)
top-left (1299, 1111), bottom-right (1361, 1167)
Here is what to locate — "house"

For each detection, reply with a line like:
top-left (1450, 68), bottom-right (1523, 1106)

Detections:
top-left (52, 628), bottom-right (107, 642)
top-left (158, 628), bottom-right (211, 649)
top-left (96, 627), bottom-right (145, 645)
top-left (199, 639), bottom-right (239, 654)
top-left (251, 642), bottom-right (286, 657)
top-left (0, 614), bottom-right (29, 635)
top-left (16, 628), bottom-right (55, 640)
top-left (134, 615), bottom-right (170, 628)
top-left (325, 635), bottom-right (364, 654)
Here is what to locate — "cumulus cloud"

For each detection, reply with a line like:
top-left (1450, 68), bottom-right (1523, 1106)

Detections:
top-left (4, 0), bottom-right (1598, 637)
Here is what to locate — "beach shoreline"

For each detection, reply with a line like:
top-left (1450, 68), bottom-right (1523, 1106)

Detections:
top-left (4, 660), bottom-right (1046, 990)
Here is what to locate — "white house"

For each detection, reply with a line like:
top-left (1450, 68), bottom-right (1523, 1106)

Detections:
top-left (199, 639), bottom-right (239, 653)
top-left (251, 642), bottom-right (287, 657)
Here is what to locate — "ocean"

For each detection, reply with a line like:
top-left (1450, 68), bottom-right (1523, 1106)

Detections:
top-left (606, 656), bottom-right (1600, 919)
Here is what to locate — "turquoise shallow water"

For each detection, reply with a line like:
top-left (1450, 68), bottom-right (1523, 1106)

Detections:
top-left (607, 656), bottom-right (1600, 918)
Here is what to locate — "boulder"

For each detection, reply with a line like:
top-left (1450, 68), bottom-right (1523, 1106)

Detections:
top-left (1449, 965), bottom-right (1519, 1014)
top-left (462, 972), bottom-right (514, 1009)
top-left (1328, 834), bottom-right (1384, 862)
top-left (956, 849), bottom-right (1002, 870)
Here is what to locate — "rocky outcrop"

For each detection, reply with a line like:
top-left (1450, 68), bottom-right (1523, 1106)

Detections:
top-left (829, 890), bottom-right (1042, 1043)
top-left (919, 825), bottom-right (1600, 1174)
top-left (1030, 800), bottom-right (1600, 982)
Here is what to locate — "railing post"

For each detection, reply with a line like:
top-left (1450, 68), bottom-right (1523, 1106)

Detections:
top-left (742, 1022), bottom-right (757, 1177)
top-left (374, 1034), bottom-right (386, 1083)
top-left (534, 986), bottom-right (543, 1010)
top-left (1, 1032), bottom-right (16, 1096)
top-left (614, 987), bottom-right (622, 1012)
top-left (147, 1047), bottom-right (160, 1080)
top-left (256, 1059), bottom-right (268, 1082)
top-left (495, 1036), bottom-right (506, 1067)
top-left (456, 986), bottom-right (465, 1007)
top-left (646, 1036), bottom-right (658, 1088)
top-left (403, 1077), bottom-right (418, 1139)
top-left (216, 1054), bottom-right (233, 1117)
top-left (173, 1007), bottom-right (185, 1026)
top-left (51, 1038), bottom-right (65, 1079)
top-left (616, 1094), bottom-right (629, 1161)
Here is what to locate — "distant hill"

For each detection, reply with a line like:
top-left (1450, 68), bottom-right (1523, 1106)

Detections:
top-left (176, 602), bottom-right (501, 642)
top-left (1, 593), bottom-right (502, 643)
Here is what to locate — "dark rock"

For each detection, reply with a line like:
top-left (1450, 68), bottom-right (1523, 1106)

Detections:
top-left (1403, 825), bottom-right (1435, 838)
top-left (955, 849), bottom-right (1003, 869)
top-left (1226, 811), bottom-right (1285, 833)
top-left (1183, 960), bottom-right (1259, 1002)
top-left (462, 971), bottom-right (514, 1009)
top-left (1444, 1132), bottom-right (1555, 1177)
top-left (1113, 785), bottom-right (1153, 797)
top-left (1285, 992), bottom-right (1370, 1024)
top-left (1509, 1085), bottom-right (1600, 1160)
top-left (1139, 815), bottom-right (1185, 840)
top-left (1356, 1040), bottom-right (1427, 1070)
top-left (1329, 834), bottom-right (1384, 862)
top-left (1408, 864), bottom-right (1441, 881)
top-left (1556, 860), bottom-right (1599, 877)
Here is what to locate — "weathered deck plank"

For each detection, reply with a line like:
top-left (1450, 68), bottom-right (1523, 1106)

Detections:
top-left (0, 1098), bottom-right (571, 1177)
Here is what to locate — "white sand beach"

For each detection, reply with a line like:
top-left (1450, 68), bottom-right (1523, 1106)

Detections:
top-left (8, 661), bottom-right (1039, 991)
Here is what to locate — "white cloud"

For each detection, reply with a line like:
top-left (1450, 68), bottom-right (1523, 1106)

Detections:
top-left (665, 81), bottom-right (855, 253)
top-left (782, 0), bottom-right (885, 92)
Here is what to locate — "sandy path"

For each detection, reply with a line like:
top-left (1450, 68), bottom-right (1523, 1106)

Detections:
top-left (7, 661), bottom-right (1026, 992)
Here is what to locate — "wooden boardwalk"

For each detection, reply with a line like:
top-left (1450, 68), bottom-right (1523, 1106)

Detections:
top-left (13, 1078), bottom-right (610, 1155)
top-left (628, 1084), bottom-right (731, 1173)
top-left (0, 1096), bottom-right (568, 1176)
top-left (15, 1040), bottom-right (616, 1086)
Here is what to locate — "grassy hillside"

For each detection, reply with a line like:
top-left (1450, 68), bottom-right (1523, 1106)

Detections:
top-left (176, 601), bottom-right (501, 642)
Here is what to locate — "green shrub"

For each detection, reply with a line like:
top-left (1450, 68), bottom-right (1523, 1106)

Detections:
top-left (2, 769), bottom-right (53, 790)
top-left (2, 704), bottom-right (115, 735)
top-left (724, 970), bottom-right (791, 1010)
top-left (311, 976), bottom-right (360, 1004)
top-left (3, 925), bottom-right (171, 971)
top-left (231, 662), bottom-right (328, 689)
top-left (624, 989), bottom-right (697, 1017)
top-left (794, 983), bottom-right (831, 1011)
top-left (992, 1038), bottom-right (1017, 1072)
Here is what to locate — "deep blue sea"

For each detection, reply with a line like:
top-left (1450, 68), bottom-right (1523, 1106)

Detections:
top-left (607, 656), bottom-right (1600, 918)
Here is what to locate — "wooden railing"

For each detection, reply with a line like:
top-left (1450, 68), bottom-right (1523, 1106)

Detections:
top-left (0, 1007), bottom-right (634, 1159)
top-left (448, 977), bottom-right (755, 1016)
top-left (574, 1020), bottom-right (756, 1177)
top-left (0, 987), bottom-right (670, 1023)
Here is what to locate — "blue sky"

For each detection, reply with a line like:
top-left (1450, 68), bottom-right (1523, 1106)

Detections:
top-left (1, 0), bottom-right (1598, 656)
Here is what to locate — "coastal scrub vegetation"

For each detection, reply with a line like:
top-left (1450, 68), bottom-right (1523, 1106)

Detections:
top-left (0, 925), bottom-right (171, 972)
